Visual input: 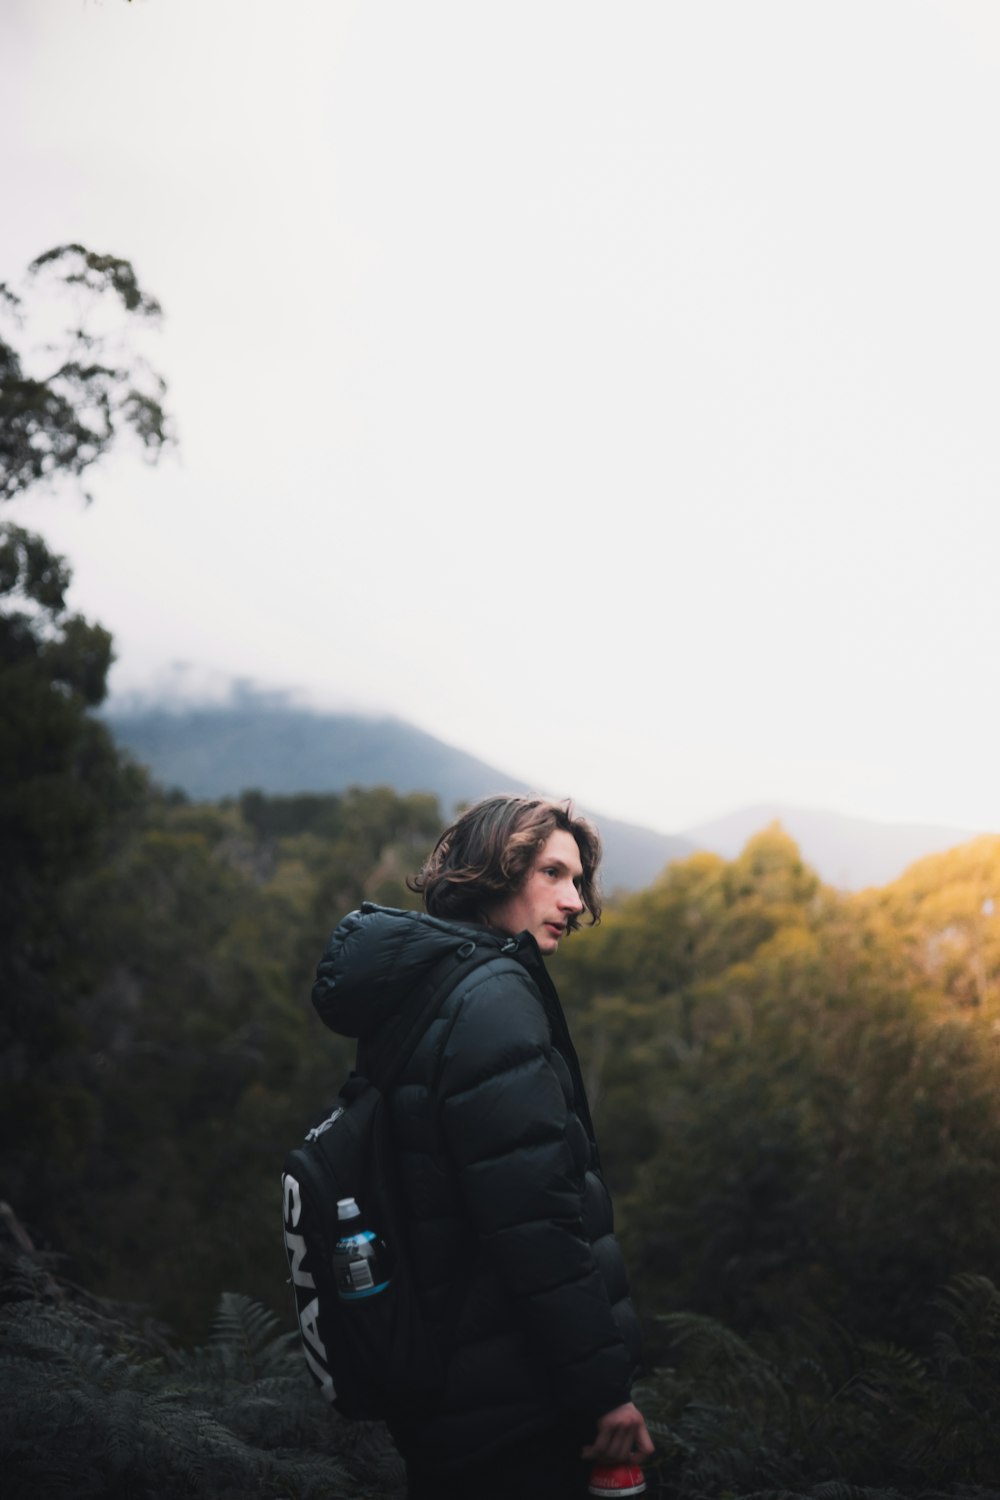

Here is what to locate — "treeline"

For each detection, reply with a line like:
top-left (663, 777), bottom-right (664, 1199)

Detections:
top-left (560, 829), bottom-right (1000, 1493)
top-left (7, 239), bottom-right (1000, 1498)
top-left (3, 721), bottom-right (441, 1333)
top-left (5, 238), bottom-right (1000, 1486)
top-left (4, 717), bottom-right (1000, 1491)
top-left (4, 517), bottom-right (1000, 1491)
top-left (560, 828), bottom-right (1000, 1349)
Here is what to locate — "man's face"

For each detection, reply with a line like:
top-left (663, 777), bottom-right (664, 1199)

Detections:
top-left (484, 828), bottom-right (586, 955)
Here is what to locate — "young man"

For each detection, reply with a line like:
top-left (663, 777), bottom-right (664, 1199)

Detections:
top-left (312, 795), bottom-right (652, 1499)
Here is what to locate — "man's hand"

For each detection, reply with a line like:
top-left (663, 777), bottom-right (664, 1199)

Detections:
top-left (581, 1401), bottom-right (655, 1464)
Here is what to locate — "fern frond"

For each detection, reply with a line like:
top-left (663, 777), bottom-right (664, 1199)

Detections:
top-left (657, 1310), bottom-right (760, 1364)
top-left (1, 1286), bottom-right (395, 1499)
top-left (933, 1272), bottom-right (1000, 1394)
top-left (728, 1491), bottom-right (808, 1500)
top-left (210, 1291), bottom-right (278, 1354)
top-left (809, 1485), bottom-right (904, 1500)
top-left (733, 1488), bottom-right (905, 1500)
top-left (657, 1311), bottom-right (789, 1426)
top-left (857, 1340), bottom-right (926, 1383)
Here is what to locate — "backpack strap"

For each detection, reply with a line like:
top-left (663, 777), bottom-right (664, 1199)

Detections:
top-left (363, 941), bottom-right (499, 1094)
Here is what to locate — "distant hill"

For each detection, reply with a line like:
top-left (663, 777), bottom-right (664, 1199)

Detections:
top-left (685, 803), bottom-right (984, 890)
top-left (105, 699), bottom-right (987, 893)
top-left (104, 698), bottom-right (693, 893)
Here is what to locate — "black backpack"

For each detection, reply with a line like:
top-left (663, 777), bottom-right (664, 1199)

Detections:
top-left (281, 940), bottom-right (490, 1420)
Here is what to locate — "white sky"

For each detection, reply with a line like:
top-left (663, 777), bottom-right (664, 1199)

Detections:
top-left (3, 0), bottom-right (999, 835)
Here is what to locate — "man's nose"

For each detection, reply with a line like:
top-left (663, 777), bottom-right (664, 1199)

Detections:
top-left (560, 882), bottom-right (584, 912)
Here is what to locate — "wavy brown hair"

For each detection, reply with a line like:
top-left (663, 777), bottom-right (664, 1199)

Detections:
top-left (409, 794), bottom-right (602, 930)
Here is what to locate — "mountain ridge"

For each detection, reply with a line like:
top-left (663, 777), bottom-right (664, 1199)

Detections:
top-left (103, 699), bottom-right (693, 893)
top-left (104, 698), bottom-right (986, 892)
top-left (685, 802), bottom-right (983, 891)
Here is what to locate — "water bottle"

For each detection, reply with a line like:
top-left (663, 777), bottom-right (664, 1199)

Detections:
top-left (332, 1197), bottom-right (391, 1300)
top-left (587, 1463), bottom-right (646, 1496)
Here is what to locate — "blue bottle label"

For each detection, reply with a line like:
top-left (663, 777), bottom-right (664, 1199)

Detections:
top-left (334, 1228), bottom-right (390, 1299)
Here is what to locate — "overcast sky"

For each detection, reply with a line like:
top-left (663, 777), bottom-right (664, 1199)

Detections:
top-left (3, 0), bottom-right (999, 836)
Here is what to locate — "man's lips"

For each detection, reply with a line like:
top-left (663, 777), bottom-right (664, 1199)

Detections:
top-left (545, 922), bottom-right (565, 936)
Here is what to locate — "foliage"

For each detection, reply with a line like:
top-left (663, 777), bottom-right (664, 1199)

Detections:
top-left (0, 1272), bottom-right (402, 1499)
top-left (0, 520), bottom-right (138, 902)
top-left (555, 826), bottom-right (1000, 1353)
top-left (4, 1240), bottom-right (997, 1498)
top-left (1, 778), bottom-right (443, 1336)
top-left (0, 523), bottom-right (148, 1245)
top-left (0, 243), bottom-right (172, 503)
top-left (4, 246), bottom-right (1000, 1483)
top-left (637, 1275), bottom-right (1000, 1497)
top-left (1, 244), bottom-right (171, 1253)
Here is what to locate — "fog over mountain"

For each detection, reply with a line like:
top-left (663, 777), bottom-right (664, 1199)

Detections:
top-left (105, 693), bottom-right (986, 893)
top-left (104, 693), bottom-right (693, 893)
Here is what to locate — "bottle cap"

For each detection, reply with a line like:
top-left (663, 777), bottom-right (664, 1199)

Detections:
top-left (587, 1465), bottom-right (646, 1497)
top-left (336, 1197), bottom-right (360, 1219)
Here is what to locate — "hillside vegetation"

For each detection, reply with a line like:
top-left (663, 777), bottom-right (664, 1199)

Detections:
top-left (104, 698), bottom-right (694, 892)
top-left (4, 244), bottom-right (1000, 1496)
top-left (4, 745), bottom-right (1000, 1493)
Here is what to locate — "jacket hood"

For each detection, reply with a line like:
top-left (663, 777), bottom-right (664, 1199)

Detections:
top-left (312, 902), bottom-right (517, 1040)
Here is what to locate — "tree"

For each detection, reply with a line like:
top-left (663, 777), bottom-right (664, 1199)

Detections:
top-left (0, 243), bottom-right (172, 503)
top-left (0, 243), bottom-right (173, 913)
top-left (0, 243), bottom-right (171, 939)
top-left (0, 246), bottom-right (171, 1241)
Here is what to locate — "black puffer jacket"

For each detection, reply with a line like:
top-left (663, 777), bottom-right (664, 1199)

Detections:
top-left (312, 902), bottom-right (641, 1470)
